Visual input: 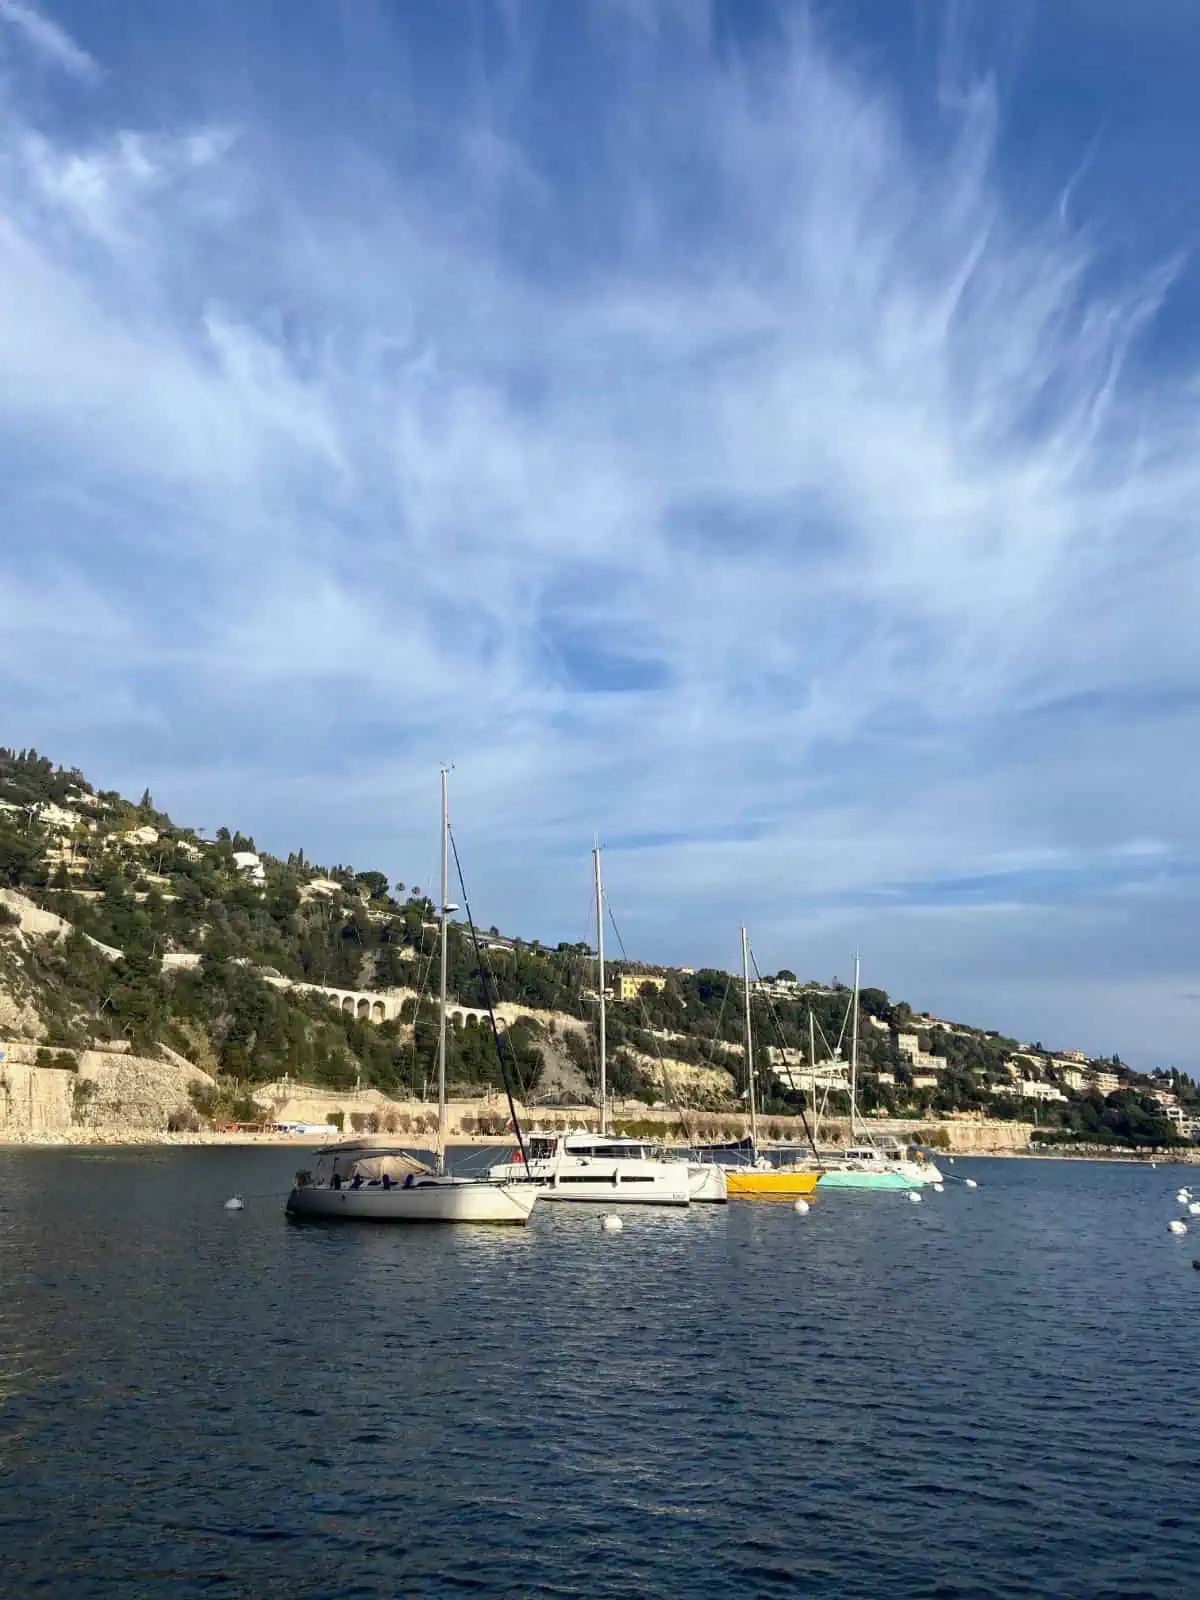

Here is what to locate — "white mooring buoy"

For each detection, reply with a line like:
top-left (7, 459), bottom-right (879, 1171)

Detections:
top-left (600, 1213), bottom-right (623, 1233)
top-left (933, 1183), bottom-right (945, 1193)
top-left (1169, 1219), bottom-right (1188, 1235)
top-left (224, 1196), bottom-right (245, 1211)
top-left (964, 1178), bottom-right (978, 1189)
top-left (793, 1198), bottom-right (810, 1215)
top-left (1188, 1202), bottom-right (1200, 1216)
top-left (907, 1191), bottom-right (923, 1205)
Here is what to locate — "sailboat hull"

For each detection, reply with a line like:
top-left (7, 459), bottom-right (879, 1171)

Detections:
top-left (723, 1169), bottom-right (820, 1199)
top-left (817, 1169), bottom-right (919, 1190)
top-left (286, 1178), bottom-right (538, 1224)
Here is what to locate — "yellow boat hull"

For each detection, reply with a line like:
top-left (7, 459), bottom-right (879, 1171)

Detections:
top-left (724, 1169), bottom-right (820, 1199)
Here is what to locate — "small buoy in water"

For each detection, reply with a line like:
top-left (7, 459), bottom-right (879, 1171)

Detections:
top-left (1168, 1219), bottom-right (1187, 1235)
top-left (600, 1213), bottom-right (623, 1233)
top-left (1188, 1202), bottom-right (1200, 1216)
top-left (933, 1183), bottom-right (944, 1193)
top-left (1177, 1189), bottom-right (1190, 1200)
top-left (793, 1198), bottom-right (810, 1215)
top-left (964, 1178), bottom-right (978, 1189)
top-left (907, 1191), bottom-right (923, 1205)
top-left (224, 1197), bottom-right (245, 1211)
top-left (947, 1157), bottom-right (954, 1165)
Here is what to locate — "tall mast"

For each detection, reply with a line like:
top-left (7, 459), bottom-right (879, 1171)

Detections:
top-left (809, 1006), bottom-right (818, 1145)
top-left (436, 767), bottom-right (450, 1175)
top-left (850, 951), bottom-right (860, 1139)
top-left (594, 840), bottom-right (607, 1136)
top-left (741, 926), bottom-right (758, 1153)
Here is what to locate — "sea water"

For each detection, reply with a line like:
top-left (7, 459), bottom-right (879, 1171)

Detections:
top-left (0, 1149), bottom-right (1196, 1597)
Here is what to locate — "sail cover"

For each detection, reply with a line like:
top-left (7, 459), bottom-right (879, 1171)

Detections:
top-left (325, 1144), bottom-right (433, 1182)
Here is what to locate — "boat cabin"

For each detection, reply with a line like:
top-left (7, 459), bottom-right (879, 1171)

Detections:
top-left (522, 1131), bottom-right (664, 1163)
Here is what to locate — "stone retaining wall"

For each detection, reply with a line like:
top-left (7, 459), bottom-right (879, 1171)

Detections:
top-left (0, 1044), bottom-right (215, 1135)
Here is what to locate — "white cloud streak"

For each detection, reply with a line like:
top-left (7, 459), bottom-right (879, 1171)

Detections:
top-left (1, 8), bottom-right (1199, 1060)
top-left (0, 0), bottom-right (99, 83)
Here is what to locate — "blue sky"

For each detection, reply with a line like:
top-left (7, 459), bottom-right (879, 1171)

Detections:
top-left (3, 0), bottom-right (1200, 1066)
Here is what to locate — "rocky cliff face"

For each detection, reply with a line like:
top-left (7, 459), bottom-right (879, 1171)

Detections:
top-left (0, 1042), bottom-right (215, 1137)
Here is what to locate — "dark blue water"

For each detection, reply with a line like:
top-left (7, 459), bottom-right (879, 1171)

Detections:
top-left (1, 1152), bottom-right (1197, 1598)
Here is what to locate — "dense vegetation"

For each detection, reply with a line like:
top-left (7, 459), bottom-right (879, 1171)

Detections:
top-left (1, 748), bottom-right (1192, 1144)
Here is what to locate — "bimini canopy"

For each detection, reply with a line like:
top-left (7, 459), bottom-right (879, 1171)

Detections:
top-left (317, 1142), bottom-right (433, 1182)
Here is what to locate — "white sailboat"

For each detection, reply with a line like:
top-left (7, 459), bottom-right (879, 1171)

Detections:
top-left (813, 956), bottom-right (944, 1191)
top-left (488, 842), bottom-right (717, 1203)
top-left (286, 770), bottom-right (539, 1225)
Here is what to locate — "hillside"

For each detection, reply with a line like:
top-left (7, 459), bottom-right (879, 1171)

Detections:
top-left (1, 746), bottom-right (1195, 1149)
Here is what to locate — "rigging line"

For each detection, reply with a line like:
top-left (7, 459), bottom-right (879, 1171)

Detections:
top-left (813, 1018), bottom-right (838, 1135)
top-left (835, 983), bottom-right (853, 1055)
top-left (810, 1007), bottom-right (849, 1129)
top-left (748, 942), bottom-right (822, 1163)
top-left (603, 898), bottom-right (688, 1140)
top-left (404, 923), bottom-right (439, 1101)
top-left (446, 823), bottom-right (531, 1169)
top-left (811, 999), bottom-right (853, 1132)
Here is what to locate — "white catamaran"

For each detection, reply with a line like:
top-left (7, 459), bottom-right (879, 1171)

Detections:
top-left (489, 843), bottom-right (722, 1203)
top-left (286, 770), bottom-right (539, 1225)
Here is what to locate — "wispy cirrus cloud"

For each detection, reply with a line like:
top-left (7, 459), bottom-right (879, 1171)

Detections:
top-left (1, 3), bottom-right (1198, 1060)
top-left (0, 0), bottom-right (98, 82)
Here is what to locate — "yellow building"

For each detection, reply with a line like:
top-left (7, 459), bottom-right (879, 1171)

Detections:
top-left (612, 973), bottom-right (667, 1001)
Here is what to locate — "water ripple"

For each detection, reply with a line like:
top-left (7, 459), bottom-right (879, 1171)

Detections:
top-left (0, 1151), bottom-right (1197, 1596)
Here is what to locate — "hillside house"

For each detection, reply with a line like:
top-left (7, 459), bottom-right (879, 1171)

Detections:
top-left (1051, 1060), bottom-right (1086, 1091)
top-left (613, 973), bottom-right (667, 1001)
top-left (988, 1079), bottom-right (1066, 1103)
top-left (897, 1032), bottom-right (941, 1071)
top-left (120, 825), bottom-right (159, 848)
top-left (1085, 1070), bottom-right (1120, 1096)
top-left (232, 851), bottom-right (266, 885)
top-left (750, 977), bottom-right (807, 1001)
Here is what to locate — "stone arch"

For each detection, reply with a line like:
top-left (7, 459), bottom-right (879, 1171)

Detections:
top-left (356, 998), bottom-right (370, 1020)
top-left (452, 1010), bottom-right (464, 1027)
top-left (372, 1001), bottom-right (385, 1023)
top-left (341, 996), bottom-right (355, 1015)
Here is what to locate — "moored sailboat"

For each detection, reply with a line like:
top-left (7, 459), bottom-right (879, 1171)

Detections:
top-left (488, 841), bottom-right (710, 1203)
top-left (718, 927), bottom-right (820, 1200)
top-left (813, 958), bottom-right (943, 1190)
top-left (286, 770), bottom-right (538, 1225)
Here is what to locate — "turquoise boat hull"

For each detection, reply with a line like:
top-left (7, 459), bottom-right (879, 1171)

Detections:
top-left (817, 1169), bottom-right (920, 1190)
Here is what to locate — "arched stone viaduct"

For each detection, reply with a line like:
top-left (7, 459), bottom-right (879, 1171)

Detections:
top-left (283, 981), bottom-right (507, 1031)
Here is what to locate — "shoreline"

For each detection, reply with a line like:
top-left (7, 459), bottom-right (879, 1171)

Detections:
top-left (1, 1130), bottom-right (1196, 1163)
top-left (0, 1130), bottom-right (514, 1149)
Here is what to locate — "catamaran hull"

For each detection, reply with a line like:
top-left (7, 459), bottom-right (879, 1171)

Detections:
top-left (687, 1164), bottom-right (729, 1203)
top-left (488, 1157), bottom-right (692, 1205)
top-left (538, 1182), bottom-right (688, 1205)
top-left (286, 1181), bottom-right (537, 1224)
top-left (723, 1170), bottom-right (820, 1199)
